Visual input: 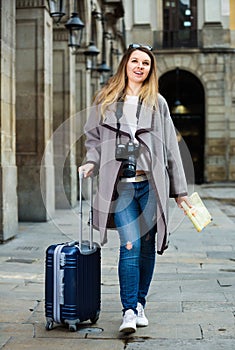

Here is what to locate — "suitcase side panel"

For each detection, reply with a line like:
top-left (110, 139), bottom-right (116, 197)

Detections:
top-left (62, 245), bottom-right (101, 322)
top-left (45, 244), bottom-right (78, 322)
top-left (77, 246), bottom-right (101, 321)
top-left (45, 243), bottom-right (101, 325)
top-left (45, 244), bottom-right (57, 320)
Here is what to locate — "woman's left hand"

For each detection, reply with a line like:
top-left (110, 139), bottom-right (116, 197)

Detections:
top-left (175, 196), bottom-right (192, 210)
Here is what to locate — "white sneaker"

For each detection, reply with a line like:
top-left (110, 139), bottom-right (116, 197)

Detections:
top-left (136, 302), bottom-right (149, 327)
top-left (119, 309), bottom-right (137, 333)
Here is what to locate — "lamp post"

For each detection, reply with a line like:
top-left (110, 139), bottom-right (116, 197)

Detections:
top-left (94, 10), bottom-right (111, 78)
top-left (84, 8), bottom-right (100, 71)
top-left (84, 41), bottom-right (100, 70)
top-left (48, 0), bottom-right (84, 52)
top-left (65, 1), bottom-right (85, 53)
top-left (47, 0), bottom-right (65, 23)
top-left (92, 13), bottom-right (111, 85)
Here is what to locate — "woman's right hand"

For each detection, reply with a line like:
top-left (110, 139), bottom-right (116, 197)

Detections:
top-left (78, 163), bottom-right (95, 178)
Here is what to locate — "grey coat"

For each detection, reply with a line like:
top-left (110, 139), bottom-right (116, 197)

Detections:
top-left (84, 94), bottom-right (188, 254)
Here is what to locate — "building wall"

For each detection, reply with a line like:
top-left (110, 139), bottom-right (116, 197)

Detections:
top-left (16, 0), bottom-right (55, 220)
top-left (0, 0), bottom-right (18, 241)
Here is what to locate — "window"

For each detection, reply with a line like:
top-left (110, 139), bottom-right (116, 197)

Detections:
top-left (163, 0), bottom-right (197, 48)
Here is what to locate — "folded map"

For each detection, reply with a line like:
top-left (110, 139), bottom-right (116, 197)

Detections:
top-left (181, 192), bottom-right (212, 232)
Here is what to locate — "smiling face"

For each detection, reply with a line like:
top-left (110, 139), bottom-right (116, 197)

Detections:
top-left (126, 49), bottom-right (151, 87)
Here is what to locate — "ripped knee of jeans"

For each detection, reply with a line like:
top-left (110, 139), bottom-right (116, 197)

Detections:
top-left (125, 241), bottom-right (133, 250)
top-left (145, 233), bottom-right (150, 241)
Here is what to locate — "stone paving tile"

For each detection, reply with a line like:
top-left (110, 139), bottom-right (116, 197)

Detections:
top-left (182, 300), bottom-right (235, 312)
top-left (145, 301), bottom-right (182, 313)
top-left (2, 338), bottom-right (124, 350)
top-left (125, 338), bottom-right (235, 350)
top-left (0, 324), bottom-right (34, 348)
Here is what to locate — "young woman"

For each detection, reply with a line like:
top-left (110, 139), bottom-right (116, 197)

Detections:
top-left (79, 44), bottom-right (191, 333)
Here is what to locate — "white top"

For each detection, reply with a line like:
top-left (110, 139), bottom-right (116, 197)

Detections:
top-left (123, 95), bottom-right (139, 139)
top-left (123, 95), bottom-right (150, 172)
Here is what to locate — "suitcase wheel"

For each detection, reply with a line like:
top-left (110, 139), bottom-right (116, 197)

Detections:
top-left (90, 311), bottom-right (100, 324)
top-left (69, 325), bottom-right (77, 332)
top-left (45, 320), bottom-right (54, 331)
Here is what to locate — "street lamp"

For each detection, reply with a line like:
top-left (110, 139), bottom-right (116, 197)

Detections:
top-left (65, 0), bottom-right (85, 54)
top-left (65, 11), bottom-right (85, 53)
top-left (96, 31), bottom-right (111, 85)
top-left (84, 41), bottom-right (100, 70)
top-left (47, 0), bottom-right (65, 24)
top-left (84, 8), bottom-right (100, 70)
top-left (95, 14), bottom-right (111, 79)
top-left (48, 0), bottom-right (85, 52)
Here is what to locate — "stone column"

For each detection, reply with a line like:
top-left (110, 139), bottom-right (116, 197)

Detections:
top-left (53, 27), bottom-right (77, 208)
top-left (0, 0), bottom-right (18, 241)
top-left (16, 0), bottom-right (54, 221)
top-left (75, 53), bottom-right (88, 168)
top-left (202, 0), bottom-right (230, 48)
top-left (229, 54), bottom-right (235, 180)
top-left (75, 53), bottom-right (90, 199)
top-left (204, 0), bottom-right (220, 22)
top-left (131, 0), bottom-right (153, 44)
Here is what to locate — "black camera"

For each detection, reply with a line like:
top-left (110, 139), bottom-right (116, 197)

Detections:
top-left (115, 140), bottom-right (140, 178)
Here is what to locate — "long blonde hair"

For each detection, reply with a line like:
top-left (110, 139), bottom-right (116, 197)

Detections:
top-left (94, 46), bottom-right (159, 117)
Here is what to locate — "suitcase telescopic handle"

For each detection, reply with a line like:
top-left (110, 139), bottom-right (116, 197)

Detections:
top-left (79, 170), bottom-right (94, 250)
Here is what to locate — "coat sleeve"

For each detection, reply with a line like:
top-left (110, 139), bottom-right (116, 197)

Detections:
top-left (159, 95), bottom-right (188, 198)
top-left (83, 105), bottom-right (101, 173)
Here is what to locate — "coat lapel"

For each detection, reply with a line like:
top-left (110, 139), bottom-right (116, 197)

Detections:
top-left (136, 104), bottom-right (155, 133)
top-left (101, 102), bottom-right (155, 137)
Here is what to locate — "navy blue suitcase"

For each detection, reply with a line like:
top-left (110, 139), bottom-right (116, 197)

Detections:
top-left (45, 174), bottom-right (101, 332)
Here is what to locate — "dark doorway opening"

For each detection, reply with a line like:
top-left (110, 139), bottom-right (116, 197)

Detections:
top-left (159, 68), bottom-right (205, 184)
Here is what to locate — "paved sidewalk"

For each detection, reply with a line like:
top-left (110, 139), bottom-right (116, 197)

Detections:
top-left (0, 183), bottom-right (235, 349)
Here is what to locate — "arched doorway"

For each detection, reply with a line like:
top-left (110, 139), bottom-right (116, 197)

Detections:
top-left (159, 68), bottom-right (205, 184)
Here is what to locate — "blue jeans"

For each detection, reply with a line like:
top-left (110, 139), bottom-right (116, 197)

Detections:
top-left (113, 180), bottom-right (157, 314)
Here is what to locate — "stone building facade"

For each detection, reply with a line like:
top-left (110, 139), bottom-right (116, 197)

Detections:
top-left (0, 0), bottom-right (234, 242)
